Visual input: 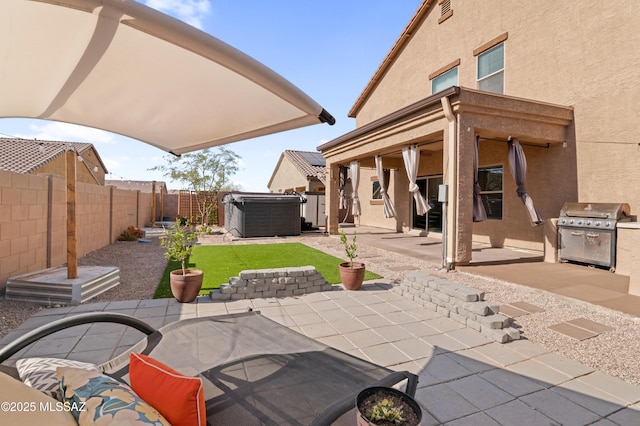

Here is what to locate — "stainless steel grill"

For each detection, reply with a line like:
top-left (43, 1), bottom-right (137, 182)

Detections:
top-left (558, 202), bottom-right (630, 271)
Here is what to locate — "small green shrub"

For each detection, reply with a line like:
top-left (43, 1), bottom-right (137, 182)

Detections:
top-left (160, 221), bottom-right (205, 275)
top-left (339, 228), bottom-right (357, 263)
top-left (117, 225), bottom-right (144, 241)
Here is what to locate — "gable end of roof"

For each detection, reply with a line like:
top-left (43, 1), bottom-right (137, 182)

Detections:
top-left (349, 0), bottom-right (435, 117)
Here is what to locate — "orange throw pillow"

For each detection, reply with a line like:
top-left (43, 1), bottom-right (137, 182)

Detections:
top-left (129, 353), bottom-right (206, 426)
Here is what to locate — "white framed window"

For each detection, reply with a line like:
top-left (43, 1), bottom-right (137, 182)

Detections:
top-left (432, 67), bottom-right (458, 94)
top-left (478, 165), bottom-right (503, 219)
top-left (477, 43), bottom-right (504, 94)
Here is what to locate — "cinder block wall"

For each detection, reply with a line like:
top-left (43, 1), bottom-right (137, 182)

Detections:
top-left (0, 171), bottom-right (49, 287)
top-left (0, 170), bottom-right (160, 291)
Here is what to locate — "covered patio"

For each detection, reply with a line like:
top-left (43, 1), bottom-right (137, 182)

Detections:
top-left (337, 225), bottom-right (640, 317)
top-left (319, 86), bottom-right (574, 269)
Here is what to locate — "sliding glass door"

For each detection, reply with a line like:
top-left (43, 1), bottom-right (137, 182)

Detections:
top-left (412, 176), bottom-right (443, 233)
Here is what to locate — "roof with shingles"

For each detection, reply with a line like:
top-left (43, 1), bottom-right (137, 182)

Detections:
top-left (0, 138), bottom-right (103, 174)
top-left (283, 150), bottom-right (326, 185)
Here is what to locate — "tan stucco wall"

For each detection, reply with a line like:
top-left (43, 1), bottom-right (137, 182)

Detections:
top-left (355, 0), bottom-right (640, 216)
top-left (36, 149), bottom-right (106, 185)
top-left (268, 157), bottom-right (323, 193)
top-left (269, 158), bottom-right (307, 192)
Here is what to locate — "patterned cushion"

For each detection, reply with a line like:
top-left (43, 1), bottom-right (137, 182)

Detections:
top-left (57, 366), bottom-right (170, 426)
top-left (0, 371), bottom-right (78, 426)
top-left (16, 357), bottom-right (99, 399)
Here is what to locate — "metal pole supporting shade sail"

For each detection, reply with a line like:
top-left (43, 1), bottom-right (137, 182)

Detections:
top-left (508, 138), bottom-right (544, 226)
top-left (0, 0), bottom-right (334, 155)
top-left (473, 135), bottom-right (488, 222)
top-left (349, 161), bottom-right (361, 217)
top-left (402, 145), bottom-right (429, 215)
top-left (375, 155), bottom-right (396, 218)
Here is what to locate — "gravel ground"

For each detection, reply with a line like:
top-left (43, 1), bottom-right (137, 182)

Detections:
top-left (0, 238), bottom-right (167, 339)
top-left (2, 231), bottom-right (640, 386)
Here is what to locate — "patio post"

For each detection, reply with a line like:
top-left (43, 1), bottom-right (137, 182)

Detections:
top-left (442, 96), bottom-right (474, 267)
top-left (65, 147), bottom-right (78, 279)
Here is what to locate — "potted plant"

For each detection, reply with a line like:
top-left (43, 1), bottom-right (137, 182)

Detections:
top-left (161, 221), bottom-right (205, 303)
top-left (356, 386), bottom-right (422, 426)
top-left (338, 228), bottom-right (366, 290)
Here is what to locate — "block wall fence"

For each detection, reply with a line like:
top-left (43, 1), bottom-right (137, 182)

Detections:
top-left (0, 170), bottom-right (156, 291)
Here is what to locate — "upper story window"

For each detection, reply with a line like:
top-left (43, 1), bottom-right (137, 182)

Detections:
top-left (430, 59), bottom-right (460, 94)
top-left (432, 67), bottom-right (458, 94)
top-left (477, 43), bottom-right (505, 94)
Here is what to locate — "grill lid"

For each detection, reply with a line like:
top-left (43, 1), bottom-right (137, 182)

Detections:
top-left (559, 202), bottom-right (630, 220)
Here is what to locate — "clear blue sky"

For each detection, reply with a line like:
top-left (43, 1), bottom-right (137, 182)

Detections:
top-left (0, 0), bottom-right (422, 191)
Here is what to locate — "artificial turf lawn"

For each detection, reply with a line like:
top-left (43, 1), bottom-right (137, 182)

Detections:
top-left (154, 242), bottom-right (382, 298)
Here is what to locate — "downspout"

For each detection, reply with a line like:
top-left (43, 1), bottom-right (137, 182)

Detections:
top-left (441, 96), bottom-right (457, 271)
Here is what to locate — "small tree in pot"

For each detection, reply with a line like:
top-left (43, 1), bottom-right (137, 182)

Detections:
top-left (338, 228), bottom-right (366, 290)
top-left (161, 221), bottom-right (205, 302)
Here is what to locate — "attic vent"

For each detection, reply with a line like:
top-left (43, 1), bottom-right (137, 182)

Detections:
top-left (440, 0), bottom-right (451, 15)
top-left (438, 0), bottom-right (453, 23)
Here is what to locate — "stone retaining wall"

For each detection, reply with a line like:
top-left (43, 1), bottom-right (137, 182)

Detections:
top-left (210, 266), bottom-right (332, 301)
top-left (394, 271), bottom-right (520, 343)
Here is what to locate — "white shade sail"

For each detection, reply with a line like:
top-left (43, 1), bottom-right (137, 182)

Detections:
top-left (0, 0), bottom-right (334, 155)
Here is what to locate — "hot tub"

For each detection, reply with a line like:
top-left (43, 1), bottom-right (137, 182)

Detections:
top-left (223, 193), bottom-right (302, 238)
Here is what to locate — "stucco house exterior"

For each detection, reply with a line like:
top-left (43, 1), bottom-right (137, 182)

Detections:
top-left (318, 0), bottom-right (640, 272)
top-left (268, 150), bottom-right (334, 228)
top-left (0, 138), bottom-right (108, 185)
top-left (268, 150), bottom-right (327, 194)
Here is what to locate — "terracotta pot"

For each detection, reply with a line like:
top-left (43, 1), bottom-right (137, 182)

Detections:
top-left (339, 262), bottom-right (365, 290)
top-left (170, 269), bottom-right (204, 303)
top-left (356, 386), bottom-right (422, 426)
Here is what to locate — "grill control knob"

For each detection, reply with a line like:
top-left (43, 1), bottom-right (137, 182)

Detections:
top-left (569, 219), bottom-right (574, 224)
top-left (577, 220), bottom-right (583, 226)
top-left (586, 220), bottom-right (592, 226)
top-left (595, 221), bottom-right (601, 227)
top-left (605, 222), bottom-right (611, 227)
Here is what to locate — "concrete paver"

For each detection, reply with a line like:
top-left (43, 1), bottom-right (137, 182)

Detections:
top-left (1, 285), bottom-right (640, 424)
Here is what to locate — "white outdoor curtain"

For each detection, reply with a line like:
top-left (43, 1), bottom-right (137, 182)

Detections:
top-left (473, 136), bottom-right (488, 222)
top-left (402, 145), bottom-right (429, 215)
top-left (350, 161), bottom-right (361, 217)
top-left (508, 138), bottom-right (544, 226)
top-left (338, 165), bottom-right (348, 210)
top-left (375, 155), bottom-right (396, 218)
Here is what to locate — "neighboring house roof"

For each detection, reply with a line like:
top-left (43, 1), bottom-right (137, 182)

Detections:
top-left (349, 0), bottom-right (434, 117)
top-left (267, 149), bottom-right (326, 190)
top-left (268, 150), bottom-right (326, 189)
top-left (106, 180), bottom-right (168, 194)
top-left (285, 150), bottom-right (326, 184)
top-left (0, 137), bottom-right (107, 174)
